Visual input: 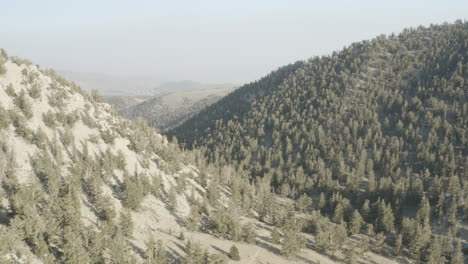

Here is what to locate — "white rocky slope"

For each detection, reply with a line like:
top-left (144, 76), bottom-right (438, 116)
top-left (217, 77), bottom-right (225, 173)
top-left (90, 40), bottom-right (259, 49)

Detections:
top-left (0, 52), bottom-right (206, 263)
top-left (0, 52), bottom-right (409, 264)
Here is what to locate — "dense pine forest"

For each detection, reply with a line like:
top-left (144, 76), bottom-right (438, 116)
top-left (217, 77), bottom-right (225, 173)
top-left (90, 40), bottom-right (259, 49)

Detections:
top-left (170, 21), bottom-right (468, 262)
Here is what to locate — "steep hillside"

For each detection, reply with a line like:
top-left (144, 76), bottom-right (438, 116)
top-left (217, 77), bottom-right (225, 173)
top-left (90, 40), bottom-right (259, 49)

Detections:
top-left (116, 87), bottom-right (235, 132)
top-left (170, 22), bottom-right (468, 262)
top-left (0, 51), bottom-right (416, 264)
top-left (104, 95), bottom-right (150, 112)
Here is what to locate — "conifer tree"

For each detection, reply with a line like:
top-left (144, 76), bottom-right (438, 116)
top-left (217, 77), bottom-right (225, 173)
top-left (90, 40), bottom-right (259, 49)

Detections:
top-left (450, 240), bottom-right (464, 264)
top-left (168, 186), bottom-right (178, 210)
top-left (295, 193), bottom-right (312, 213)
top-left (228, 245), bottom-right (240, 261)
top-left (119, 210), bottom-right (134, 237)
top-left (426, 236), bottom-right (444, 264)
top-left (242, 223), bottom-right (256, 244)
top-left (344, 246), bottom-right (358, 264)
top-left (271, 227), bottom-right (281, 244)
top-left (374, 233), bottom-right (386, 254)
top-left (349, 210), bottom-right (364, 235)
top-left (281, 218), bottom-right (306, 257)
top-left (187, 203), bottom-right (201, 231)
top-left (394, 233), bottom-right (403, 256)
top-left (178, 231), bottom-right (185, 241)
top-left (146, 236), bottom-right (168, 264)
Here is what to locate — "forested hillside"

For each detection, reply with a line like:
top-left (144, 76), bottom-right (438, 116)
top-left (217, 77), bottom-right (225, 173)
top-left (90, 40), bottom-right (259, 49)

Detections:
top-left (0, 49), bottom-right (416, 264)
top-left (104, 95), bottom-right (150, 112)
top-left (170, 21), bottom-right (468, 262)
top-left (0, 51), bottom-right (261, 264)
top-left (116, 87), bottom-right (235, 132)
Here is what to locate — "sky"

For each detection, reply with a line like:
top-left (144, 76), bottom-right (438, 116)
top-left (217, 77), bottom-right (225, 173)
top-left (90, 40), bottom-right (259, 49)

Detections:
top-left (1, 0), bottom-right (466, 85)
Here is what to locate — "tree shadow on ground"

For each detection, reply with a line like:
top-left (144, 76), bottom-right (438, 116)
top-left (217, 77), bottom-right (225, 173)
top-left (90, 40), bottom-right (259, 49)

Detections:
top-left (127, 239), bottom-right (146, 259)
top-left (211, 245), bottom-right (228, 256)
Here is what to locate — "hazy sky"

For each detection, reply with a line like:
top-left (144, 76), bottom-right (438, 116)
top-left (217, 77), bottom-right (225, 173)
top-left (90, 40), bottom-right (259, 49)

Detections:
top-left (1, 0), bottom-right (466, 84)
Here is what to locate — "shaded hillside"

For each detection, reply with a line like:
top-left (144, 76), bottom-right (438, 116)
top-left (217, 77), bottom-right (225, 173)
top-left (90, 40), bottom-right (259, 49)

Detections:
top-left (104, 95), bottom-right (150, 112)
top-left (170, 22), bottom-right (468, 262)
top-left (118, 87), bottom-right (235, 132)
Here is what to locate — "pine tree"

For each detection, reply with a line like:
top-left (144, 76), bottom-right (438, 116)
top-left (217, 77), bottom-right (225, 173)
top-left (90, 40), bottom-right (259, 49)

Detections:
top-left (349, 210), bottom-right (364, 235)
top-left (394, 233), bottom-right (403, 256)
top-left (318, 192), bottom-right (326, 212)
top-left (376, 200), bottom-right (394, 233)
top-left (146, 236), bottom-right (168, 264)
top-left (344, 246), bottom-right (358, 264)
top-left (450, 240), bottom-right (464, 264)
top-left (168, 186), bottom-right (178, 210)
top-left (228, 245), bottom-right (240, 261)
top-left (122, 171), bottom-right (144, 210)
top-left (242, 223), bottom-right (256, 244)
top-left (426, 236), bottom-right (444, 264)
top-left (184, 240), bottom-right (204, 264)
top-left (187, 203), bottom-right (201, 231)
top-left (281, 218), bottom-right (305, 257)
top-left (178, 231), bottom-right (185, 241)
top-left (295, 193), bottom-right (312, 213)
top-left (361, 200), bottom-right (371, 222)
top-left (271, 227), bottom-right (281, 244)
top-left (333, 203), bottom-right (344, 224)
top-left (374, 233), bottom-right (385, 254)
top-left (119, 210), bottom-right (134, 237)
top-left (416, 195), bottom-right (431, 226)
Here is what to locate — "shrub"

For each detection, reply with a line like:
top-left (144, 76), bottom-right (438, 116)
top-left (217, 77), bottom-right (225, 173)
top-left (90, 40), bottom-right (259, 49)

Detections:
top-left (48, 90), bottom-right (67, 109)
top-left (101, 130), bottom-right (116, 145)
top-left (178, 231), bottom-right (185, 241)
top-left (13, 90), bottom-right (33, 119)
top-left (81, 112), bottom-right (97, 128)
top-left (0, 105), bottom-right (10, 129)
top-left (9, 109), bottom-right (34, 141)
top-left (88, 134), bottom-right (100, 144)
top-left (28, 83), bottom-right (41, 99)
top-left (42, 110), bottom-right (57, 128)
top-left (32, 128), bottom-right (48, 149)
top-left (119, 210), bottom-right (134, 237)
top-left (90, 89), bottom-right (103, 103)
top-left (64, 111), bottom-right (80, 127)
top-left (5, 84), bottom-right (15, 97)
top-left (0, 49), bottom-right (8, 59)
top-left (61, 128), bottom-right (74, 146)
top-left (116, 150), bottom-right (127, 170)
top-left (0, 57), bottom-right (6, 76)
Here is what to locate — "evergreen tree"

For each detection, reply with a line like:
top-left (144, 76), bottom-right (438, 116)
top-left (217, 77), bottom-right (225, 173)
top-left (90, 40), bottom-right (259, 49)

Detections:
top-left (168, 186), bottom-right (178, 210)
top-left (178, 231), bottom-right (185, 241)
top-left (281, 218), bottom-right (305, 257)
top-left (349, 210), bottom-right (364, 235)
top-left (394, 233), bottom-right (403, 256)
top-left (228, 245), bottom-right (240, 261)
top-left (295, 193), bottom-right (312, 213)
top-left (271, 227), bottom-right (281, 244)
top-left (450, 240), bottom-right (464, 264)
top-left (146, 236), bottom-right (168, 264)
top-left (426, 236), bottom-right (444, 264)
top-left (374, 233), bottom-right (385, 254)
top-left (119, 210), bottom-right (134, 237)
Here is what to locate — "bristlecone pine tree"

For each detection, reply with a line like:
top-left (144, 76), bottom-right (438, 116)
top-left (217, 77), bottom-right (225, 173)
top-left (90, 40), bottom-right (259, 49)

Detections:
top-left (228, 245), bottom-right (240, 261)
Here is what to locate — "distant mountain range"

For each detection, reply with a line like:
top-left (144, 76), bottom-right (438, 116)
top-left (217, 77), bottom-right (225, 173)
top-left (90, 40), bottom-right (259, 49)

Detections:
top-left (59, 71), bottom-right (237, 96)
